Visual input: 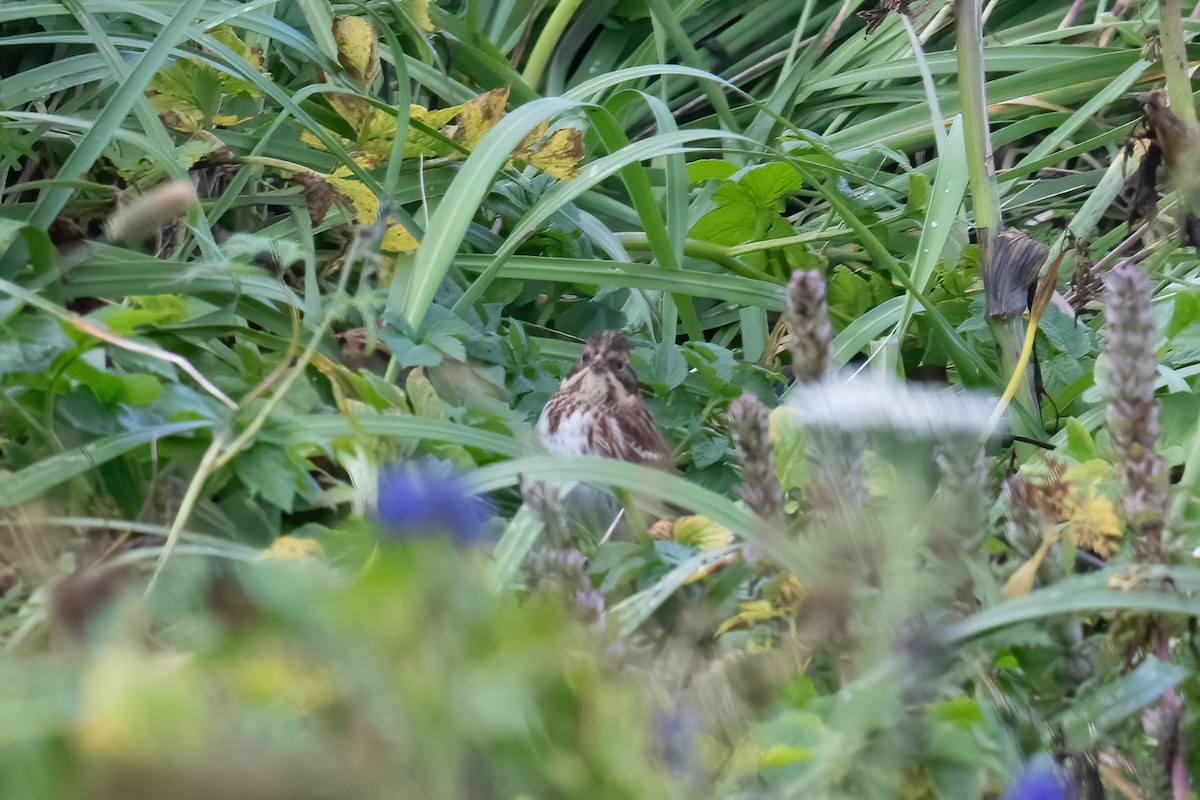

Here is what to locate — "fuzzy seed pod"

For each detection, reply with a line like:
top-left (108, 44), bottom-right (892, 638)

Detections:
top-left (785, 269), bottom-right (832, 383)
top-left (1103, 261), bottom-right (1169, 564)
top-left (105, 180), bottom-right (198, 244)
top-left (728, 393), bottom-right (784, 527)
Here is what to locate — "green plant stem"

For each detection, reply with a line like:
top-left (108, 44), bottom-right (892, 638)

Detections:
top-left (957, 0), bottom-right (1038, 431)
top-left (521, 0), bottom-right (584, 90)
top-left (956, 0), bottom-right (999, 240)
top-left (1159, 0), bottom-right (1197, 128)
top-left (614, 233), bottom-right (785, 284)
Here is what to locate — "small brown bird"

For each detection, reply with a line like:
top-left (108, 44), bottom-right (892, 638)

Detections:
top-left (536, 330), bottom-right (674, 537)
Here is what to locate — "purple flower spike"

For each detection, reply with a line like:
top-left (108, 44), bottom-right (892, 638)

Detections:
top-left (376, 462), bottom-right (491, 544)
top-left (1003, 757), bottom-right (1066, 800)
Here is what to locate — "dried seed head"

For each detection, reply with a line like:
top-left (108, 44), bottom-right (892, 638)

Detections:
top-left (1103, 260), bottom-right (1169, 563)
top-left (728, 393), bottom-right (784, 527)
top-left (985, 228), bottom-right (1048, 320)
top-left (105, 180), bottom-right (198, 244)
top-left (784, 269), bottom-right (832, 384)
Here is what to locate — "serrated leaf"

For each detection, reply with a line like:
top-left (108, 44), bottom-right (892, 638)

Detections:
top-left (210, 24), bottom-right (264, 72)
top-left (145, 29), bottom-right (263, 133)
top-left (690, 433), bottom-right (728, 469)
top-left (235, 445), bottom-right (308, 513)
top-left (146, 59), bottom-right (223, 133)
top-left (738, 162), bottom-right (802, 208)
top-left (690, 186), bottom-right (758, 246)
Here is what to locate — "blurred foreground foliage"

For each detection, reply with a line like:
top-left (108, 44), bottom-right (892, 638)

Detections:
top-left (4, 537), bottom-right (672, 800)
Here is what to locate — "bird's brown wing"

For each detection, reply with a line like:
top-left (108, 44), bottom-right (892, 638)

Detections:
top-left (606, 405), bottom-right (675, 473)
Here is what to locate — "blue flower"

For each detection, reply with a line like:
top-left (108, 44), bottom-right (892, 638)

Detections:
top-left (375, 462), bottom-right (491, 544)
top-left (1004, 756), bottom-right (1066, 800)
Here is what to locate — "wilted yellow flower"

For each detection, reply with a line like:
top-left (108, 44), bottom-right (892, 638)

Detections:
top-left (258, 535), bottom-right (325, 562)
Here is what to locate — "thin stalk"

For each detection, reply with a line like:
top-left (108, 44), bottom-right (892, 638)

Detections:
top-left (958, 0), bottom-right (1038, 427)
top-left (779, 0), bottom-right (817, 82)
top-left (1160, 0), bottom-right (1198, 127)
top-left (956, 0), bottom-right (1000, 239)
top-left (521, 0), bottom-right (585, 90)
top-left (615, 233), bottom-right (785, 284)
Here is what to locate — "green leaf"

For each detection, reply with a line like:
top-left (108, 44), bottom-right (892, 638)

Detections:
top-left (690, 433), bottom-right (728, 469)
top-left (0, 313), bottom-right (70, 375)
top-left (1063, 417), bottom-right (1099, 462)
top-left (737, 162), bottom-right (802, 209)
top-left (235, 444), bottom-right (308, 513)
top-left (687, 158), bottom-right (737, 183)
top-left (0, 421), bottom-right (211, 507)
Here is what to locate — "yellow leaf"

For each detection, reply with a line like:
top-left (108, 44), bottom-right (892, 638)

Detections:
top-left (1064, 486), bottom-right (1122, 559)
top-left (359, 108), bottom-right (398, 154)
top-left (648, 518), bottom-right (675, 539)
top-left (75, 649), bottom-right (204, 758)
top-left (404, 0), bottom-right (436, 32)
top-left (233, 652), bottom-right (335, 714)
top-left (516, 126), bottom-right (586, 180)
top-left (332, 16), bottom-right (380, 89)
top-left (716, 599), bottom-right (780, 636)
top-left (759, 745), bottom-right (813, 768)
top-left (258, 535), bottom-right (325, 562)
top-left (323, 168), bottom-right (420, 253)
top-left (326, 92), bottom-right (374, 134)
top-left (210, 24), bottom-right (264, 71)
top-left (455, 87), bottom-right (510, 150)
top-left (672, 515), bottom-right (734, 551)
top-left (210, 113), bottom-right (248, 127)
top-left (515, 120), bottom-right (549, 153)
top-left (406, 367), bottom-right (449, 418)
top-left (381, 222), bottom-right (420, 253)
top-left (405, 102), bottom-right (464, 157)
top-left (1001, 529), bottom-right (1058, 600)
top-left (1063, 459), bottom-right (1115, 483)
top-left (411, 102), bottom-right (463, 128)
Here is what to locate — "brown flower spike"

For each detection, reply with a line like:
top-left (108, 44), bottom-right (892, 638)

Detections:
top-left (1103, 261), bottom-right (1169, 563)
top-left (785, 270), bottom-right (833, 383)
top-left (728, 393), bottom-right (784, 528)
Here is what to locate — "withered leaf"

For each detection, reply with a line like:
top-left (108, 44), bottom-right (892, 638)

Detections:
top-left (453, 87), bottom-right (510, 150)
top-left (295, 171), bottom-right (335, 225)
top-left (332, 16), bottom-right (380, 89)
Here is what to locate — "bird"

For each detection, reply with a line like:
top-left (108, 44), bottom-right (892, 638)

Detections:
top-left (535, 330), bottom-right (675, 540)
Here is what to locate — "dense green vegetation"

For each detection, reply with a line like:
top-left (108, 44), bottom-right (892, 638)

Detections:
top-left (3, 0), bottom-right (1200, 797)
